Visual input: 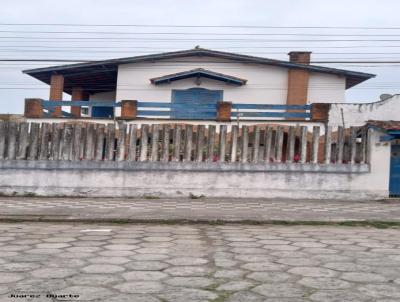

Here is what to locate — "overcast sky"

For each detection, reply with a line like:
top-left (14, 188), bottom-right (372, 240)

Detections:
top-left (1, 0), bottom-right (400, 113)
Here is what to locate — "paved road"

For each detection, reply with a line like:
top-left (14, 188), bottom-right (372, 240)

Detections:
top-left (0, 222), bottom-right (400, 301)
top-left (0, 197), bottom-right (400, 222)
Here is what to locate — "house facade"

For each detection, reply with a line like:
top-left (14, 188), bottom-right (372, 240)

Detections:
top-left (23, 47), bottom-right (374, 120)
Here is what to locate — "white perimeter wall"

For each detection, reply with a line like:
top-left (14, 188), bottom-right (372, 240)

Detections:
top-left (328, 94), bottom-right (400, 127)
top-left (115, 57), bottom-right (346, 105)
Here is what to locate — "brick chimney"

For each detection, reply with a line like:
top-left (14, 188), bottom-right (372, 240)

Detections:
top-left (286, 51), bottom-right (312, 109)
top-left (288, 51), bottom-right (312, 65)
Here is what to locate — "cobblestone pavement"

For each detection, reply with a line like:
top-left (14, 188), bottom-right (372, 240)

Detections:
top-left (0, 197), bottom-right (400, 222)
top-left (0, 223), bottom-right (400, 301)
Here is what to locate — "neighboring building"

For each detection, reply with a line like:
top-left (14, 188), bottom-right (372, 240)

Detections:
top-left (23, 47), bottom-right (374, 119)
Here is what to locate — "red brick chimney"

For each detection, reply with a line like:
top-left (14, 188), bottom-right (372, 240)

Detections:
top-left (286, 51), bottom-right (312, 108)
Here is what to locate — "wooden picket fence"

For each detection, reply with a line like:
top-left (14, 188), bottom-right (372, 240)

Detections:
top-left (0, 121), bottom-right (369, 164)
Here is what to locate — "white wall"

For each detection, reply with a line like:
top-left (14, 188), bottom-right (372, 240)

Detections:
top-left (116, 56), bottom-right (346, 105)
top-left (328, 94), bottom-right (400, 127)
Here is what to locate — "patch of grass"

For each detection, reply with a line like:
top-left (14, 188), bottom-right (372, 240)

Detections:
top-left (211, 292), bottom-right (230, 302)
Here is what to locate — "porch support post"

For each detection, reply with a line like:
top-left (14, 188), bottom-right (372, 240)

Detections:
top-left (24, 98), bottom-right (43, 118)
top-left (120, 100), bottom-right (137, 120)
top-left (217, 101), bottom-right (232, 122)
top-left (49, 74), bottom-right (64, 117)
top-left (71, 87), bottom-right (89, 118)
top-left (311, 103), bottom-right (331, 122)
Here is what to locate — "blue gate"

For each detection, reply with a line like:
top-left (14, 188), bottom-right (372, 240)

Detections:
top-left (390, 144), bottom-right (400, 196)
top-left (171, 88), bottom-right (222, 120)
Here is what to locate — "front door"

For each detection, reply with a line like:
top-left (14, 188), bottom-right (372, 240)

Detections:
top-left (390, 144), bottom-right (400, 196)
top-left (171, 88), bottom-right (222, 120)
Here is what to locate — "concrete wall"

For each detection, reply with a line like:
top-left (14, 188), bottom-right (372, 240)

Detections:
top-left (0, 129), bottom-right (390, 200)
top-left (115, 56), bottom-right (346, 106)
top-left (328, 94), bottom-right (400, 127)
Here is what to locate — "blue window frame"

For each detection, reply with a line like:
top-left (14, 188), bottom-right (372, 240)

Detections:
top-left (171, 88), bottom-right (222, 120)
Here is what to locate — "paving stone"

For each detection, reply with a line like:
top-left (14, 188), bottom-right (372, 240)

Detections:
top-left (246, 272), bottom-right (292, 283)
top-left (357, 284), bottom-right (400, 298)
top-left (53, 285), bottom-right (113, 300)
top-left (104, 244), bottom-right (139, 251)
top-left (30, 268), bottom-right (77, 279)
top-left (252, 284), bottom-right (308, 298)
top-left (131, 253), bottom-right (169, 261)
top-left (0, 273), bottom-right (25, 284)
top-left (67, 274), bottom-right (123, 286)
top-left (340, 272), bottom-right (387, 282)
top-left (241, 262), bottom-right (286, 271)
top-left (217, 280), bottom-right (254, 291)
top-left (215, 269), bottom-right (245, 278)
top-left (25, 248), bottom-right (60, 255)
top-left (288, 266), bottom-right (338, 277)
top-left (12, 279), bottom-right (68, 292)
top-left (99, 294), bottom-right (161, 302)
top-left (114, 281), bottom-right (164, 294)
top-left (309, 290), bottom-right (373, 302)
top-left (166, 257), bottom-right (208, 266)
top-left (225, 291), bottom-right (265, 302)
top-left (164, 277), bottom-right (214, 288)
top-left (122, 271), bottom-right (168, 281)
top-left (35, 243), bottom-right (70, 249)
top-left (298, 277), bottom-right (351, 289)
top-left (42, 237), bottom-right (76, 243)
top-left (322, 262), bottom-right (371, 272)
top-left (158, 288), bottom-right (217, 302)
top-left (0, 262), bottom-right (40, 272)
top-left (88, 256), bottom-right (130, 265)
top-left (82, 264), bottom-right (125, 274)
top-left (98, 250), bottom-right (136, 257)
top-left (165, 266), bottom-right (211, 277)
top-left (124, 261), bottom-right (169, 271)
top-left (277, 257), bottom-right (320, 267)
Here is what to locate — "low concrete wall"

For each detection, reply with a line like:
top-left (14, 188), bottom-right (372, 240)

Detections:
top-left (0, 160), bottom-right (386, 200)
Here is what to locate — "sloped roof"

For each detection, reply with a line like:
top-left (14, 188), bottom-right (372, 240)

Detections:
top-left (150, 68), bottom-right (247, 86)
top-left (366, 120), bottom-right (400, 131)
top-left (23, 47), bottom-right (375, 94)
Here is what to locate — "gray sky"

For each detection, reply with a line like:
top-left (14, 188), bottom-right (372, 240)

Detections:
top-left (1, 0), bottom-right (400, 113)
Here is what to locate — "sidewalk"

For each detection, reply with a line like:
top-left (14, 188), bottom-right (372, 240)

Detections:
top-left (0, 197), bottom-right (399, 223)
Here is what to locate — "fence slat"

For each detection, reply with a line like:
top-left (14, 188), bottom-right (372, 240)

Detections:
top-left (336, 126), bottom-right (344, 164)
top-left (324, 126), bottom-right (332, 164)
top-left (28, 123), bottom-right (40, 160)
top-left (50, 123), bottom-right (61, 160)
top-left (196, 125), bottom-right (205, 162)
top-left (95, 125), bottom-right (105, 161)
top-left (16, 122), bottom-right (29, 160)
top-left (105, 124), bottom-right (115, 161)
top-left (84, 124), bottom-right (96, 160)
top-left (264, 126), bottom-right (272, 163)
top-left (60, 124), bottom-right (73, 161)
top-left (219, 125), bottom-right (227, 162)
top-left (184, 125), bottom-right (193, 162)
top-left (252, 126), bottom-right (261, 163)
top-left (39, 123), bottom-right (50, 160)
top-left (286, 126), bottom-right (296, 163)
top-left (172, 125), bottom-right (182, 162)
top-left (6, 122), bottom-right (17, 160)
top-left (150, 124), bottom-right (159, 162)
top-left (350, 126), bottom-right (357, 164)
top-left (116, 124), bottom-right (127, 161)
top-left (0, 122), bottom-right (5, 160)
top-left (241, 126), bottom-right (249, 163)
top-left (161, 124), bottom-right (170, 162)
top-left (230, 125), bottom-right (238, 163)
top-left (366, 128), bottom-right (372, 164)
top-left (127, 124), bottom-right (137, 161)
top-left (360, 127), bottom-right (367, 164)
top-left (300, 126), bottom-right (308, 164)
top-left (207, 125), bottom-right (216, 162)
top-left (275, 126), bottom-right (284, 163)
top-left (140, 124), bottom-right (149, 162)
top-left (71, 124), bottom-right (83, 161)
top-left (311, 126), bottom-right (320, 164)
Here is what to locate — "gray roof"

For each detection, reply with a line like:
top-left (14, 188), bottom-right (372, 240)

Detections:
top-left (23, 47), bottom-right (375, 94)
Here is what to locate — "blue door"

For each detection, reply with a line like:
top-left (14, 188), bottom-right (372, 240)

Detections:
top-left (92, 106), bottom-right (114, 118)
top-left (390, 145), bottom-right (400, 196)
top-left (171, 88), bottom-right (222, 120)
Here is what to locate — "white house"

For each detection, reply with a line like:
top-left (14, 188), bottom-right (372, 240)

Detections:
top-left (23, 47), bottom-right (374, 120)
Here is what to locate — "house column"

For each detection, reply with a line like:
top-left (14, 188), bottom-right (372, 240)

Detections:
top-left (71, 87), bottom-right (89, 118)
top-left (49, 74), bottom-right (64, 117)
top-left (286, 51), bottom-right (311, 107)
